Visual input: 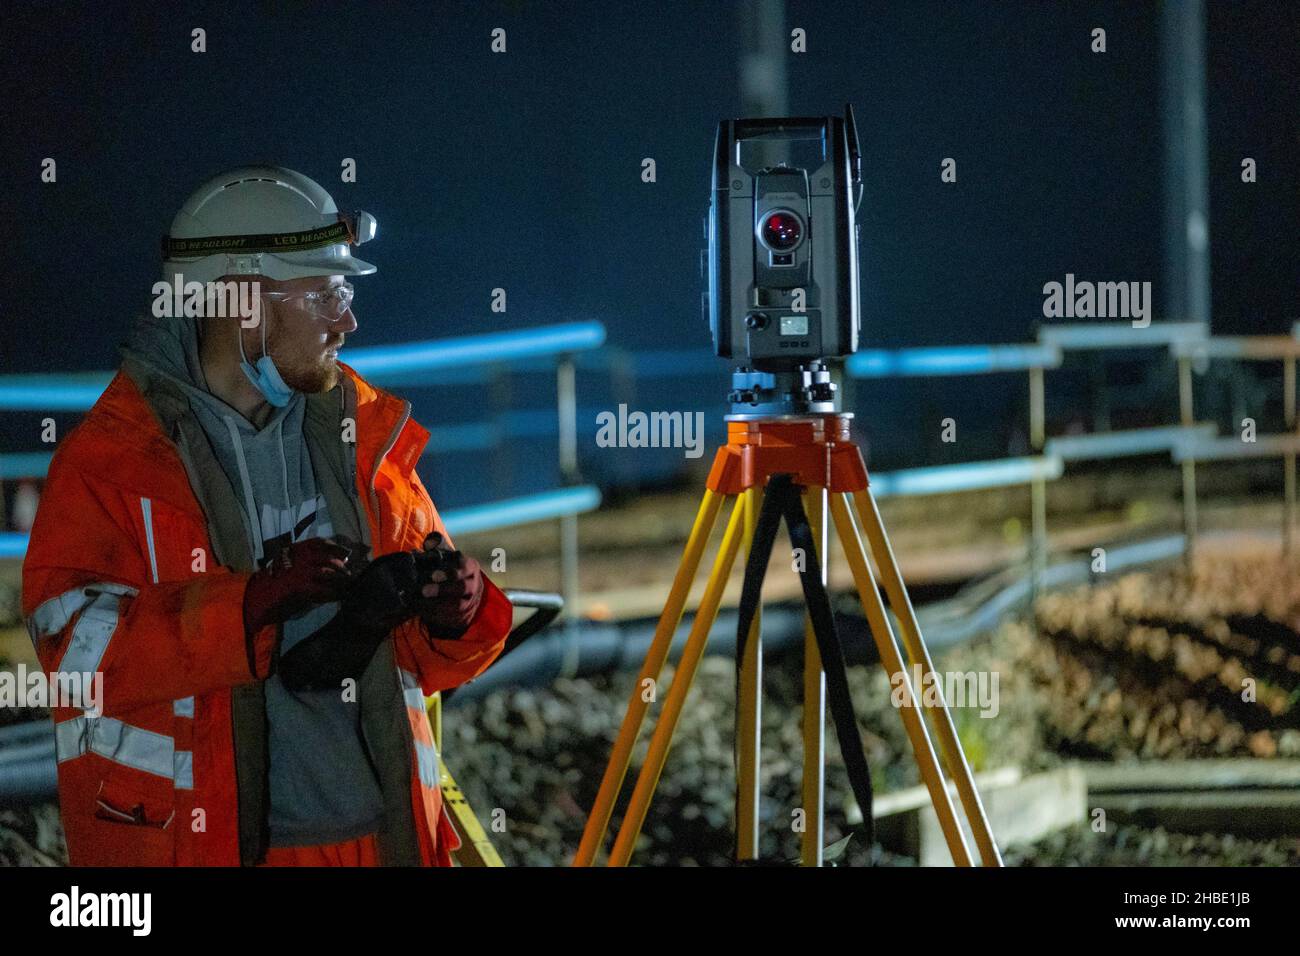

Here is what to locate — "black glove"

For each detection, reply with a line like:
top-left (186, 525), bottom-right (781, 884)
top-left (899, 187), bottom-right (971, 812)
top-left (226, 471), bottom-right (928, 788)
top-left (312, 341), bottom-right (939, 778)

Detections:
top-left (413, 534), bottom-right (484, 637)
top-left (276, 547), bottom-right (458, 692)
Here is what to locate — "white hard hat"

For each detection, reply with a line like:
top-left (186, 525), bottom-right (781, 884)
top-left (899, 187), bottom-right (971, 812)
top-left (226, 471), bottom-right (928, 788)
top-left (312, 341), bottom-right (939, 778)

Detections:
top-left (161, 165), bottom-right (377, 283)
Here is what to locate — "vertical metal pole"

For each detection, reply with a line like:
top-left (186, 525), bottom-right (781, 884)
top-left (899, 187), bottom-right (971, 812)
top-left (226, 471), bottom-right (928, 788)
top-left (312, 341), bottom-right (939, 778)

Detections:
top-left (1179, 356), bottom-right (1198, 565)
top-left (800, 487), bottom-right (827, 867)
top-left (1285, 357), bottom-right (1296, 556)
top-left (1163, 0), bottom-right (1209, 569)
top-left (1029, 366), bottom-right (1047, 598)
top-left (738, 0), bottom-right (790, 170)
top-left (557, 355), bottom-right (581, 675)
top-left (1161, 0), bottom-right (1212, 337)
top-left (610, 348), bottom-right (638, 487)
top-left (1029, 367), bottom-right (1046, 455)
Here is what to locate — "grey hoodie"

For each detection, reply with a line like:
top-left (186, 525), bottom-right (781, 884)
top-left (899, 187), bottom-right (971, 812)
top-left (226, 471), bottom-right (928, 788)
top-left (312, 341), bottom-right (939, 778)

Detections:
top-left (120, 312), bottom-right (384, 847)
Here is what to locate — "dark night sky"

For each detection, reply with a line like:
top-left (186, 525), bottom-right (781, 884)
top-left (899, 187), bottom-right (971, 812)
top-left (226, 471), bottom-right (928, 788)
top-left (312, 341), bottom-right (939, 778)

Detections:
top-left (2, 1), bottom-right (1297, 495)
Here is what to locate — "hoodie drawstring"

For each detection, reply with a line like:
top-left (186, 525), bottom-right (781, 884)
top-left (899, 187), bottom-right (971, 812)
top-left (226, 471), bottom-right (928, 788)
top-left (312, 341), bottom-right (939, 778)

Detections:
top-left (224, 416), bottom-right (266, 563)
top-left (276, 417), bottom-right (291, 535)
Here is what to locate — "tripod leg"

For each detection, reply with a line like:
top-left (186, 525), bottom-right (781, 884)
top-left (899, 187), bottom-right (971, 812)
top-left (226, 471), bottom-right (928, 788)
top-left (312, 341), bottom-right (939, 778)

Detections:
top-left (852, 489), bottom-right (1004, 867)
top-left (799, 487), bottom-right (827, 867)
top-left (607, 494), bottom-right (749, 866)
top-left (828, 493), bottom-right (975, 867)
top-left (573, 488), bottom-right (728, 866)
top-left (736, 485), bottom-right (763, 861)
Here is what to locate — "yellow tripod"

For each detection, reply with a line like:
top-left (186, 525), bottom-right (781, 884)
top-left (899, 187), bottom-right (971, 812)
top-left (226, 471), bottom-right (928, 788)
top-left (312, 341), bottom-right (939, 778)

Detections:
top-left (573, 414), bottom-right (1003, 867)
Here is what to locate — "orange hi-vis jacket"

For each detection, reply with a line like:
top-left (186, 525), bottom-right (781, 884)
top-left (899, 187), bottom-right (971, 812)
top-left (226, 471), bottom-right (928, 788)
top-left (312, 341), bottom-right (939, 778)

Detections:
top-left (22, 360), bottom-right (513, 866)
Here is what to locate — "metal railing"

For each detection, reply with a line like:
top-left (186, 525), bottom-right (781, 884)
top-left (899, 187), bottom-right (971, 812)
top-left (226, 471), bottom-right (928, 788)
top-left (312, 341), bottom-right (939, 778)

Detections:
top-left (1169, 333), bottom-right (1300, 556)
top-left (846, 320), bottom-right (1300, 584)
top-left (846, 337), bottom-right (1062, 590)
top-left (7, 318), bottom-right (1299, 617)
top-left (567, 320), bottom-right (1297, 599)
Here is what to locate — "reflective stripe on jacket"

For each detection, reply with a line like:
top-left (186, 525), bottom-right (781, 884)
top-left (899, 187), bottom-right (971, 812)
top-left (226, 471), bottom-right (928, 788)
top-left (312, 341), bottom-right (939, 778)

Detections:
top-left (22, 362), bottom-right (513, 866)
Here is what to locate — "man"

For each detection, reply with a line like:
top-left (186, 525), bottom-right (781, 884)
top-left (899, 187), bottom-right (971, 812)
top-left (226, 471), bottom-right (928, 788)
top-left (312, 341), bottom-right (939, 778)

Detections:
top-left (22, 166), bottom-right (513, 867)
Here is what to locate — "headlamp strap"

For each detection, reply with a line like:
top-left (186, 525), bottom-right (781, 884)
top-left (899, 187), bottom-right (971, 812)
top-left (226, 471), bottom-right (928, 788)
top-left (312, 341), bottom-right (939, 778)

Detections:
top-left (162, 217), bottom-right (355, 259)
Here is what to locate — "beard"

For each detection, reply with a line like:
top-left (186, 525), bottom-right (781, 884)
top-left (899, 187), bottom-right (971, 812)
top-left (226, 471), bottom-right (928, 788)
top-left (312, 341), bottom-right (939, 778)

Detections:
top-left (265, 330), bottom-right (343, 394)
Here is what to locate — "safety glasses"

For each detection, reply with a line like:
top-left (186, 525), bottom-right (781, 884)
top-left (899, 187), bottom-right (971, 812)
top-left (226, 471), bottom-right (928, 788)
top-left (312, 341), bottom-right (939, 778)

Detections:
top-left (262, 281), bottom-right (355, 319)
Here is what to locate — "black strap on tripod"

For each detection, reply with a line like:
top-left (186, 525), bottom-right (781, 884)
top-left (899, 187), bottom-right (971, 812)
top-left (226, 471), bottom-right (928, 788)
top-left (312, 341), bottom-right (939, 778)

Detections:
top-left (734, 474), bottom-right (875, 856)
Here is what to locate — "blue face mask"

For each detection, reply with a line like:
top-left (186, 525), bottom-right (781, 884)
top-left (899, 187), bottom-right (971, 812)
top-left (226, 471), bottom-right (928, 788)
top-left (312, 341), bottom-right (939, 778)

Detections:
top-left (240, 354), bottom-right (293, 408)
top-left (238, 308), bottom-right (294, 408)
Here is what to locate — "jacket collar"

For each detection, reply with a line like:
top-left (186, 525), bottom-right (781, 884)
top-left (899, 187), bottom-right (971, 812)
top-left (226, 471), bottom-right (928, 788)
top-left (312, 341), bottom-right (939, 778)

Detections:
top-left (109, 358), bottom-right (429, 518)
top-left (337, 362), bottom-right (429, 483)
